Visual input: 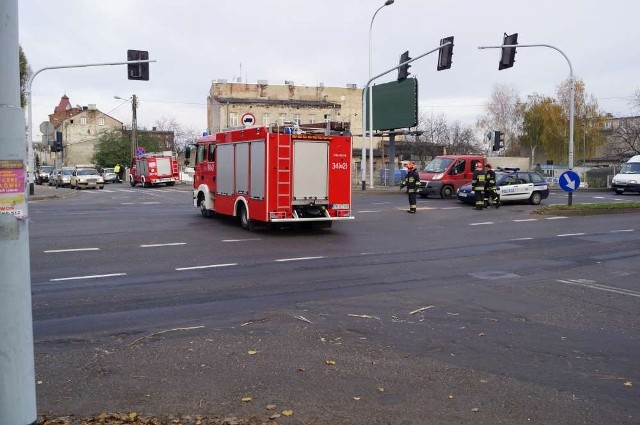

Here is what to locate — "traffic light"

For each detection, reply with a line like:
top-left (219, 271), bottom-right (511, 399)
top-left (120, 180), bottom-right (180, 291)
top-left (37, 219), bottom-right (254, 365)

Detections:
top-left (498, 33), bottom-right (518, 70)
top-left (437, 36), bottom-right (454, 71)
top-left (127, 49), bottom-right (149, 81)
top-left (54, 131), bottom-right (63, 152)
top-left (398, 50), bottom-right (411, 81)
top-left (493, 131), bottom-right (504, 151)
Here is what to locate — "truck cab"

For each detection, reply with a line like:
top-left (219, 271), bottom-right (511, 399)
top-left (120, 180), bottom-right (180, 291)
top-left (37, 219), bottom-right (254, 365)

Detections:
top-left (418, 155), bottom-right (483, 198)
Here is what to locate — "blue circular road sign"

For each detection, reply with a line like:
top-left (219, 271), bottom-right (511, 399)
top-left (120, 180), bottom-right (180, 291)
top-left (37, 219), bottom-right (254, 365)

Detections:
top-left (559, 170), bottom-right (580, 192)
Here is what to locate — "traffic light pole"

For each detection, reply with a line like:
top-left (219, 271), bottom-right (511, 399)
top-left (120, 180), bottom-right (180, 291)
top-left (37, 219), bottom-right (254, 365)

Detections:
top-left (478, 42), bottom-right (575, 205)
top-left (361, 41), bottom-right (451, 189)
top-left (25, 59), bottom-right (155, 196)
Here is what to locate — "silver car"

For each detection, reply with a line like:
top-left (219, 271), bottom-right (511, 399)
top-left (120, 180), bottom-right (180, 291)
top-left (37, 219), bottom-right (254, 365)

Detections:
top-left (56, 168), bottom-right (74, 187)
top-left (101, 167), bottom-right (118, 183)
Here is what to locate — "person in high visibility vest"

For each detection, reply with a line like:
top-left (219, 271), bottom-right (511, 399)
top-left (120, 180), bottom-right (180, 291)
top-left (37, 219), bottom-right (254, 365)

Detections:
top-left (113, 163), bottom-right (121, 183)
top-left (471, 162), bottom-right (486, 210)
top-left (484, 163), bottom-right (501, 208)
top-left (400, 162), bottom-right (420, 214)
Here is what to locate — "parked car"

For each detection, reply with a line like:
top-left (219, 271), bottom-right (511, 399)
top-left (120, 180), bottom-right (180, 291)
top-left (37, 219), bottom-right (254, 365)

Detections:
top-left (35, 165), bottom-right (54, 185)
top-left (101, 167), bottom-right (118, 183)
top-left (69, 167), bottom-right (104, 190)
top-left (457, 170), bottom-right (549, 205)
top-left (56, 167), bottom-right (74, 187)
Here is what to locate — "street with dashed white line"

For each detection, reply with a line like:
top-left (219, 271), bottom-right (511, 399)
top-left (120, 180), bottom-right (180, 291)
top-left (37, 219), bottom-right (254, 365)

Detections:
top-left (27, 185), bottom-right (640, 424)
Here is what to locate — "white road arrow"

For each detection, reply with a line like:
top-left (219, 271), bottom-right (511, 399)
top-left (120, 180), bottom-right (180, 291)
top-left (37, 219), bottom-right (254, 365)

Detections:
top-left (563, 173), bottom-right (577, 190)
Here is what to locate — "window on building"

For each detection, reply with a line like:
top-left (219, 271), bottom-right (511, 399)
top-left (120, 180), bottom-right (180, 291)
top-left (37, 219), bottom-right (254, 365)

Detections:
top-left (324, 114), bottom-right (332, 122)
top-left (309, 115), bottom-right (316, 124)
top-left (98, 117), bottom-right (105, 126)
top-left (80, 117), bottom-right (87, 125)
top-left (229, 112), bottom-right (238, 127)
top-left (294, 114), bottom-right (301, 125)
top-left (279, 113), bottom-right (287, 125)
top-left (262, 114), bottom-right (270, 126)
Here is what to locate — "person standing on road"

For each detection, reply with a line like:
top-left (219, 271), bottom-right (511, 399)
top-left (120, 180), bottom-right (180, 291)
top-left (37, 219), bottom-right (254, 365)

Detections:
top-left (484, 163), bottom-right (501, 208)
top-left (114, 163), bottom-right (121, 183)
top-left (400, 162), bottom-right (420, 214)
top-left (471, 162), bottom-right (486, 210)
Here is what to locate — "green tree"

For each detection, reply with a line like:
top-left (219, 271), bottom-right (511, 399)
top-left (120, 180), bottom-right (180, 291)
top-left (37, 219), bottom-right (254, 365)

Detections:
top-left (19, 46), bottom-right (32, 108)
top-left (519, 94), bottom-right (565, 165)
top-left (92, 131), bottom-right (132, 169)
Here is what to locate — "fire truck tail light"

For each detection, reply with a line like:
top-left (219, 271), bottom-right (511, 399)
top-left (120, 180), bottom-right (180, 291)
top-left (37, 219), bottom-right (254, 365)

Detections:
top-left (336, 210), bottom-right (352, 217)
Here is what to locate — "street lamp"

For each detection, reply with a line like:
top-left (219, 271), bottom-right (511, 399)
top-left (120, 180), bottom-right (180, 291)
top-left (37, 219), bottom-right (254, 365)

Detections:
top-left (363, 0), bottom-right (394, 189)
top-left (114, 94), bottom-right (138, 161)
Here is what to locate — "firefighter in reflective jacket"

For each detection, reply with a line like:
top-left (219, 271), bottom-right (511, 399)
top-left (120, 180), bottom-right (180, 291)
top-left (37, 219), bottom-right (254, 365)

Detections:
top-left (471, 162), bottom-right (486, 210)
top-left (400, 162), bottom-right (420, 213)
top-left (484, 163), bottom-right (501, 208)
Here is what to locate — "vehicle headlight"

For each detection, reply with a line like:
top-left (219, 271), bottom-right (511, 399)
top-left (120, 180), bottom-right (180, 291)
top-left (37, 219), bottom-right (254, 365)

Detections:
top-left (432, 173), bottom-right (444, 180)
top-left (630, 180), bottom-right (637, 184)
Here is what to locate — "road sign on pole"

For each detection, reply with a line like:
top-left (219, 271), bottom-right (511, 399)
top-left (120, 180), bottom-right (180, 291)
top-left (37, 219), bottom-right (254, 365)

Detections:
top-left (559, 170), bottom-right (580, 192)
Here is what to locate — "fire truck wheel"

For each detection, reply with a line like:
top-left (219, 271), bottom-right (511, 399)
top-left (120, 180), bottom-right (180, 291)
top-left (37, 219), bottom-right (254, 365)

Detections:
top-left (199, 199), bottom-right (213, 218)
top-left (238, 204), bottom-right (253, 231)
top-left (129, 176), bottom-right (136, 187)
top-left (166, 181), bottom-right (175, 187)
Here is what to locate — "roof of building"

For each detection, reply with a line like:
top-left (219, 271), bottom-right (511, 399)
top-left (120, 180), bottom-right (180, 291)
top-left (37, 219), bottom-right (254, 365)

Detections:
top-left (213, 97), bottom-right (341, 109)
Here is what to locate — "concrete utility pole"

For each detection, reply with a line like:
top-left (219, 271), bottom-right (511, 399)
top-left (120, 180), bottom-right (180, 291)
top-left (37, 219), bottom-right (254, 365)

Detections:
top-left (132, 94), bottom-right (138, 160)
top-left (0, 1), bottom-right (38, 424)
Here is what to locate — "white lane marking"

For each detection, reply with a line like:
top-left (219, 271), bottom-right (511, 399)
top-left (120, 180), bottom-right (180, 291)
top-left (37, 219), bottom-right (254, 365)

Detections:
top-left (557, 279), bottom-right (640, 298)
top-left (511, 237), bottom-right (534, 241)
top-left (546, 216), bottom-right (569, 220)
top-left (513, 219), bottom-right (538, 222)
top-left (469, 222), bottom-right (494, 226)
top-left (140, 242), bottom-right (187, 248)
top-left (50, 273), bottom-right (126, 282)
top-left (357, 210), bottom-right (382, 213)
top-left (141, 201), bottom-right (161, 205)
top-left (275, 256), bottom-right (325, 262)
top-left (176, 263), bottom-right (237, 271)
top-left (371, 202), bottom-right (391, 205)
top-left (610, 229), bottom-right (634, 233)
top-left (557, 233), bottom-right (586, 237)
top-left (223, 239), bottom-right (261, 242)
top-left (44, 248), bottom-right (99, 253)
top-left (441, 207), bottom-right (463, 210)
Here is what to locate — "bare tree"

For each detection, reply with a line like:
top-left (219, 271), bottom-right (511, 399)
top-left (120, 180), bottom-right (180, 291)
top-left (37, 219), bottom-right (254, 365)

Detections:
top-left (476, 83), bottom-right (523, 155)
top-left (153, 115), bottom-right (198, 155)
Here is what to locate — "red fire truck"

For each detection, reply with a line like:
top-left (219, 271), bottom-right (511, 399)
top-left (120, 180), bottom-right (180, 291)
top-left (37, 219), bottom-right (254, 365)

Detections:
top-left (130, 151), bottom-right (179, 187)
top-left (186, 125), bottom-right (354, 230)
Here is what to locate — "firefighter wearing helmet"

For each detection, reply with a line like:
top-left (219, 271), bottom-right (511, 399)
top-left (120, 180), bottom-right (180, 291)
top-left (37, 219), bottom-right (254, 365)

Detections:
top-left (471, 162), bottom-right (487, 210)
top-left (400, 162), bottom-right (420, 213)
top-left (484, 163), bottom-right (501, 208)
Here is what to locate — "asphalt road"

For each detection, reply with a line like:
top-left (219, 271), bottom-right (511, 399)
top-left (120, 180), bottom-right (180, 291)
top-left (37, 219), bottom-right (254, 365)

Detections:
top-left (27, 184), bottom-right (640, 424)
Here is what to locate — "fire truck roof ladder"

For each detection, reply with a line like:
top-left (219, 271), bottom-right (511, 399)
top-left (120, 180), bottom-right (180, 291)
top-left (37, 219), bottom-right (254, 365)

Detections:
top-left (276, 136), bottom-right (291, 210)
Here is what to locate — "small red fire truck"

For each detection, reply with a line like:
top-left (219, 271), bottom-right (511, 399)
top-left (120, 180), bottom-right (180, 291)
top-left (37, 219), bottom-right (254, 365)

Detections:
top-left (130, 151), bottom-right (179, 187)
top-left (186, 125), bottom-right (354, 230)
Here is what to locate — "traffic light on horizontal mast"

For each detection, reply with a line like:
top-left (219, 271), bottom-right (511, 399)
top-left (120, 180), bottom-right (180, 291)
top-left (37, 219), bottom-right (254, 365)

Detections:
top-left (437, 36), bottom-right (454, 71)
top-left (398, 51), bottom-right (411, 81)
top-left (498, 33), bottom-right (518, 70)
top-left (127, 49), bottom-right (149, 81)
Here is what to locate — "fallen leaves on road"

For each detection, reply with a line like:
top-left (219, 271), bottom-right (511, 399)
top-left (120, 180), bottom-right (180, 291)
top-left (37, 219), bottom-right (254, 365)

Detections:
top-left (347, 313), bottom-right (380, 320)
top-left (409, 305), bottom-right (435, 315)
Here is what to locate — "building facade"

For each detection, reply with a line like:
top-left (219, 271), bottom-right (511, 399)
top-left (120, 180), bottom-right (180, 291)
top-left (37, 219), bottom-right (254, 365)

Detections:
top-left (207, 81), bottom-right (364, 137)
top-left (48, 95), bottom-right (122, 166)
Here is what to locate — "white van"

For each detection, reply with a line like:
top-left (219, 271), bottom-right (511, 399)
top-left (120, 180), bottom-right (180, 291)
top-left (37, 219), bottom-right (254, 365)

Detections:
top-left (611, 155), bottom-right (640, 194)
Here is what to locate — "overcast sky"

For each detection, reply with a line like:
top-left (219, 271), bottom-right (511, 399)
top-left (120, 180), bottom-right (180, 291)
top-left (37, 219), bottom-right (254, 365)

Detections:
top-left (19, 0), bottom-right (640, 139)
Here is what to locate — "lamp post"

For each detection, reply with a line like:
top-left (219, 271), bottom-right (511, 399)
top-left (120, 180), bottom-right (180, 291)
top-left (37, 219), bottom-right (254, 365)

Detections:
top-left (362, 0), bottom-right (394, 189)
top-left (114, 94), bottom-right (138, 161)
